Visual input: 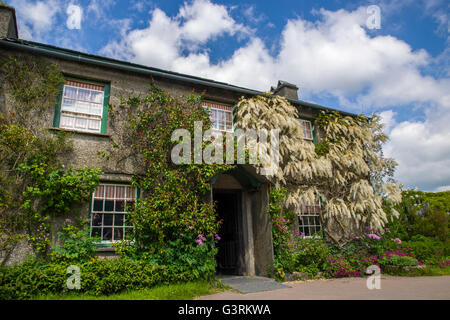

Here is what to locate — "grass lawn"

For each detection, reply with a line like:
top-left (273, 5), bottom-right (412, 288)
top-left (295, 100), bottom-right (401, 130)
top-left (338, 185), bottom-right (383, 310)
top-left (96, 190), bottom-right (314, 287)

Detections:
top-left (383, 265), bottom-right (450, 277)
top-left (32, 280), bottom-right (227, 300)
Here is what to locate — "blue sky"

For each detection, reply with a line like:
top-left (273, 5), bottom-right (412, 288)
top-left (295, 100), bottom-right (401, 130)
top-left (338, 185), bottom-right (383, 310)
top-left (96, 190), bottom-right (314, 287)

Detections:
top-left (5, 0), bottom-right (450, 192)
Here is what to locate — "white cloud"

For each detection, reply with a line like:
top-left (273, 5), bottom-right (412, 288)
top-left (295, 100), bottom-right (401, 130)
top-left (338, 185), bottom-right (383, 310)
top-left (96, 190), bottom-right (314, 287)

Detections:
top-left (101, 0), bottom-right (251, 70)
top-left (435, 185), bottom-right (450, 192)
top-left (10, 0), bottom-right (61, 40)
top-left (382, 107), bottom-right (450, 191)
top-left (66, 4), bottom-right (82, 30)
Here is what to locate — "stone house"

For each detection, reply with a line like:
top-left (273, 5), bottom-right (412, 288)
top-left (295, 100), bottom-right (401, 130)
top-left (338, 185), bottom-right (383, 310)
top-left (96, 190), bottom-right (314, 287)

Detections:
top-left (0, 4), bottom-right (354, 275)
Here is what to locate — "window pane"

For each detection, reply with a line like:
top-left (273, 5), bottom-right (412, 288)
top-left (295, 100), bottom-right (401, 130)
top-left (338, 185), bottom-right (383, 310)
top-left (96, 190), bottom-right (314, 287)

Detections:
top-left (60, 114), bottom-right (75, 129)
top-left (115, 200), bottom-right (125, 212)
top-left (103, 214), bottom-right (113, 225)
top-left (75, 117), bottom-right (87, 129)
top-left (89, 103), bottom-right (102, 116)
top-left (103, 228), bottom-right (112, 241)
top-left (87, 119), bottom-right (101, 131)
top-left (113, 228), bottom-right (123, 241)
top-left (61, 98), bottom-right (75, 111)
top-left (92, 213), bottom-right (102, 226)
top-left (77, 88), bottom-right (91, 102)
top-left (90, 91), bottom-right (103, 104)
top-left (114, 214), bottom-right (124, 226)
top-left (104, 200), bottom-right (114, 212)
top-left (93, 199), bottom-right (103, 212)
top-left (64, 86), bottom-right (77, 99)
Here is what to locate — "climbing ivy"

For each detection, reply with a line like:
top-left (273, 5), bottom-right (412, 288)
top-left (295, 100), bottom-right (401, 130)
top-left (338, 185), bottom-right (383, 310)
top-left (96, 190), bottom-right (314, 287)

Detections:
top-left (0, 56), bottom-right (102, 261)
top-left (109, 85), bottom-right (233, 261)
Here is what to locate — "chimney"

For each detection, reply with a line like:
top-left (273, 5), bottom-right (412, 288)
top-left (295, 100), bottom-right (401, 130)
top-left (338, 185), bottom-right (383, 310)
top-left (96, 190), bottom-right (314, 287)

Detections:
top-left (0, 2), bottom-right (18, 39)
top-left (270, 80), bottom-right (299, 100)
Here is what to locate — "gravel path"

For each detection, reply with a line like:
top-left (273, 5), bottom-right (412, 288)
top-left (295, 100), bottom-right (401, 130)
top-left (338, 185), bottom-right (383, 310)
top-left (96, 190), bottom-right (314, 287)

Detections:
top-left (198, 276), bottom-right (450, 300)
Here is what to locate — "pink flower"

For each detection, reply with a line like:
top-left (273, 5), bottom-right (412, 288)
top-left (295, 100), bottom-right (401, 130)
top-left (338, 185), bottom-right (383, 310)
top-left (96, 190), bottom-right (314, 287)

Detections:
top-left (65, 218), bottom-right (72, 224)
top-left (367, 233), bottom-right (381, 240)
top-left (393, 238), bottom-right (402, 244)
top-left (198, 234), bottom-right (206, 241)
top-left (196, 239), bottom-right (204, 246)
top-left (215, 234), bottom-right (221, 241)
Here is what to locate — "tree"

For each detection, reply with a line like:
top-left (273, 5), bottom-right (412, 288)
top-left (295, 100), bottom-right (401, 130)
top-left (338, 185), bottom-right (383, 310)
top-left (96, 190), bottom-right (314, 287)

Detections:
top-left (234, 95), bottom-right (401, 242)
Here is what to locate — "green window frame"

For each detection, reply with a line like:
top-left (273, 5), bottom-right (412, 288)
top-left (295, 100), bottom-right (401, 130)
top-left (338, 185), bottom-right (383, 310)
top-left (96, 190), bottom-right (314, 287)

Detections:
top-left (53, 77), bottom-right (110, 134)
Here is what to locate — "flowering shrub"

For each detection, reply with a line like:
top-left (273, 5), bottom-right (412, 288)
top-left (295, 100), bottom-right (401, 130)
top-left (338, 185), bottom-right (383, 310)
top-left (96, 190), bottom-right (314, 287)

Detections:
top-left (323, 255), bottom-right (361, 278)
top-left (51, 220), bottom-right (99, 263)
top-left (378, 255), bottom-right (419, 267)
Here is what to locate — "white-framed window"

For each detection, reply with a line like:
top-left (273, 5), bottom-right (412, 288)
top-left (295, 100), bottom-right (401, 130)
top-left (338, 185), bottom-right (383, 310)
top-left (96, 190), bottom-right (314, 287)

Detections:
top-left (59, 80), bottom-right (105, 133)
top-left (203, 101), bottom-right (233, 133)
top-left (298, 198), bottom-right (322, 238)
top-left (90, 184), bottom-right (137, 243)
top-left (299, 119), bottom-right (313, 140)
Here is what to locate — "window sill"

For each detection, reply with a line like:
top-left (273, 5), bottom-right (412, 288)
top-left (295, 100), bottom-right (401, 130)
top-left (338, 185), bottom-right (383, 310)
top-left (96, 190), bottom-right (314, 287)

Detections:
top-left (48, 127), bottom-right (111, 138)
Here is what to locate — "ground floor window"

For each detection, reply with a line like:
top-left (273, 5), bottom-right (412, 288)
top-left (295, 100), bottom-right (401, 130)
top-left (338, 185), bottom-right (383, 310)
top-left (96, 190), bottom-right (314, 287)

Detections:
top-left (298, 198), bottom-right (322, 237)
top-left (90, 184), bottom-right (136, 243)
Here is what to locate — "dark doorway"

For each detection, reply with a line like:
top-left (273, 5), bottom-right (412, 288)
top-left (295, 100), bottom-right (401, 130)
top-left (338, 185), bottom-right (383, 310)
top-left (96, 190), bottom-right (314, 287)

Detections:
top-left (214, 190), bottom-right (242, 275)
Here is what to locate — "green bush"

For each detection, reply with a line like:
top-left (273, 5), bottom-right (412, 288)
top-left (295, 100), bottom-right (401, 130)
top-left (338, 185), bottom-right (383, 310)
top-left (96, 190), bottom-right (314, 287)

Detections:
top-left (51, 222), bottom-right (99, 263)
top-left (402, 235), bottom-right (450, 264)
top-left (378, 255), bottom-right (419, 267)
top-left (0, 256), bottom-right (211, 300)
top-left (291, 238), bottom-right (330, 268)
top-left (386, 190), bottom-right (449, 241)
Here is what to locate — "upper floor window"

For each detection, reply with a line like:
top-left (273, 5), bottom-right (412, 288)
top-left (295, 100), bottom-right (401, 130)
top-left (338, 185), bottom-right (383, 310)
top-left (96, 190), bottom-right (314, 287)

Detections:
top-left (55, 79), bottom-right (109, 134)
top-left (203, 101), bottom-right (233, 133)
top-left (299, 119), bottom-right (313, 140)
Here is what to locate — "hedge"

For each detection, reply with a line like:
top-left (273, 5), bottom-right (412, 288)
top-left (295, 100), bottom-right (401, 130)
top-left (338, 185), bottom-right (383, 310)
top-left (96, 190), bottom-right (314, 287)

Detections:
top-left (0, 257), bottom-right (207, 300)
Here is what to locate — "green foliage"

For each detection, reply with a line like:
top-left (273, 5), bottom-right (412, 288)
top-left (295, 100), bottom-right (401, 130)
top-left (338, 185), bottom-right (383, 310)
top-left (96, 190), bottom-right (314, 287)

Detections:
top-left (111, 86), bottom-right (232, 264)
top-left (20, 164), bottom-right (102, 217)
top-left (0, 256), bottom-right (211, 300)
top-left (267, 188), bottom-right (295, 277)
top-left (386, 189), bottom-right (450, 241)
top-left (0, 56), bottom-right (102, 261)
top-left (0, 56), bottom-right (64, 116)
top-left (291, 238), bottom-right (330, 267)
top-left (402, 235), bottom-right (450, 265)
top-left (268, 188), bottom-right (328, 280)
top-left (51, 221), bottom-right (100, 263)
top-left (115, 231), bottom-right (218, 280)
top-left (378, 255), bottom-right (418, 267)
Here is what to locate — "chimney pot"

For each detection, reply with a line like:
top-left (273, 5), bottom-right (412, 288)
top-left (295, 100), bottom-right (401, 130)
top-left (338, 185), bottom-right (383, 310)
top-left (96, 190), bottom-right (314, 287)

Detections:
top-left (0, 3), bottom-right (18, 39)
top-left (271, 80), bottom-right (299, 100)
